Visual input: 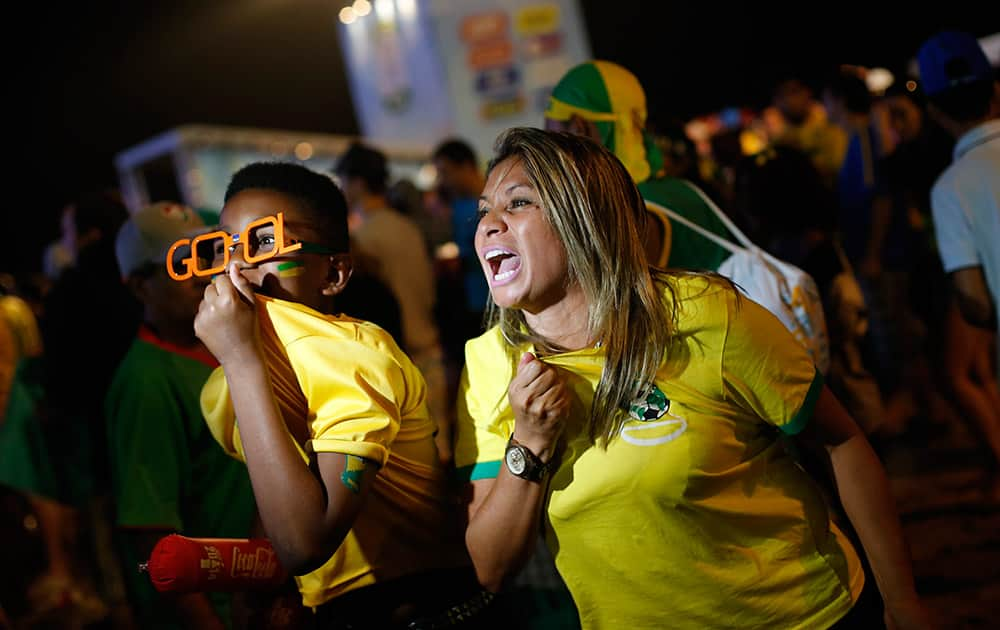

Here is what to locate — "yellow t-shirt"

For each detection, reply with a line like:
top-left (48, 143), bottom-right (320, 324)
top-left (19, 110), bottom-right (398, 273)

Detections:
top-left (455, 275), bottom-right (863, 629)
top-left (201, 296), bottom-right (467, 607)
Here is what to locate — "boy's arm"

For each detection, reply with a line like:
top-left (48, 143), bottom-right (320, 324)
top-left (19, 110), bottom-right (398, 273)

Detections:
top-left (221, 356), bottom-right (376, 574)
top-left (195, 267), bottom-right (377, 575)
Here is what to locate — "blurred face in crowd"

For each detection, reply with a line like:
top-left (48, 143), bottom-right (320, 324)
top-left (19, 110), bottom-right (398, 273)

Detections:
top-left (434, 156), bottom-right (484, 201)
top-left (433, 157), bottom-right (463, 199)
top-left (774, 80), bottom-right (813, 126)
top-left (475, 158), bottom-right (572, 314)
top-left (885, 95), bottom-right (923, 143)
top-left (338, 176), bottom-right (366, 211)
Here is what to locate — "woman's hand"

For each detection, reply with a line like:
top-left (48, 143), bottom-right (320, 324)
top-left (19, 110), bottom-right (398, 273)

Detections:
top-left (507, 352), bottom-right (570, 462)
top-left (194, 265), bottom-right (262, 366)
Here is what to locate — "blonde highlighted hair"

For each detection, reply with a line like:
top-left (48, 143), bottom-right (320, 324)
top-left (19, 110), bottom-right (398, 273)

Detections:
top-left (484, 127), bottom-right (681, 446)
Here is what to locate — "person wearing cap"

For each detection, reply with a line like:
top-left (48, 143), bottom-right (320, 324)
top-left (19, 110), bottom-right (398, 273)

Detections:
top-left (917, 31), bottom-right (1000, 485)
top-left (918, 31), bottom-right (1000, 368)
top-left (544, 60), bottom-right (733, 272)
top-left (106, 202), bottom-right (255, 630)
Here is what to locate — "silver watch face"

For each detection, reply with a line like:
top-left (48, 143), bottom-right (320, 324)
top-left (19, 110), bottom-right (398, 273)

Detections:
top-left (506, 446), bottom-right (527, 475)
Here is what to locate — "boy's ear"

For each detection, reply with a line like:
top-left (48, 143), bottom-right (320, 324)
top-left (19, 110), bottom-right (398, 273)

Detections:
top-left (322, 254), bottom-right (353, 297)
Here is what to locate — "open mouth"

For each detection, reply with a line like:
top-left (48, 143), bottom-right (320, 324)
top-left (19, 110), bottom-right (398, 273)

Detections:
top-left (484, 248), bottom-right (521, 284)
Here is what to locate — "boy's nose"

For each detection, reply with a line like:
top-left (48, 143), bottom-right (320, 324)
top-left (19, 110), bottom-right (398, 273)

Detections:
top-left (225, 241), bottom-right (254, 269)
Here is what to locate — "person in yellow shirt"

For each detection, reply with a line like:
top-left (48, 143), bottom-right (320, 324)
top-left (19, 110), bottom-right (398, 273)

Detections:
top-left (770, 77), bottom-right (849, 185)
top-left (191, 162), bottom-right (486, 628)
top-left (455, 127), bottom-right (933, 629)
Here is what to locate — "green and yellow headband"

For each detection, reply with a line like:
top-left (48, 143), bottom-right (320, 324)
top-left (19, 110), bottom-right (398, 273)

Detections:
top-left (545, 60), bottom-right (656, 183)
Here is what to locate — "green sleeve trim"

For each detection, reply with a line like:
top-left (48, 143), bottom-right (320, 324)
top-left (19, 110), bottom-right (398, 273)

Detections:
top-left (455, 460), bottom-right (502, 483)
top-left (781, 368), bottom-right (824, 436)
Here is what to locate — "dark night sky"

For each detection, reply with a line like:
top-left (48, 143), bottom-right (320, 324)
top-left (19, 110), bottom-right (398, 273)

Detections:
top-left (6, 1), bottom-right (997, 272)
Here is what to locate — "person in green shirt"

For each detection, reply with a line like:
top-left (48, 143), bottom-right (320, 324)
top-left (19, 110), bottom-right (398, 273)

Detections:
top-left (106, 202), bottom-right (255, 629)
top-left (544, 60), bottom-right (733, 271)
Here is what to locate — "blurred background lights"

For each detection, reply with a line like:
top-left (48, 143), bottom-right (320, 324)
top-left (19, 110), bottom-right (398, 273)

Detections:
top-left (865, 67), bottom-right (895, 94)
top-left (435, 242), bottom-right (460, 260)
top-left (395, 0), bottom-right (417, 19)
top-left (294, 142), bottom-right (314, 160)
top-left (352, 0), bottom-right (372, 17)
top-left (339, 6), bottom-right (356, 24)
top-left (375, 0), bottom-right (395, 23)
top-left (416, 163), bottom-right (437, 191)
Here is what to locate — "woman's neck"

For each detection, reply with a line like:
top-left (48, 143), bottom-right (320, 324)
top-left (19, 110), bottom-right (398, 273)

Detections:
top-left (523, 286), bottom-right (594, 352)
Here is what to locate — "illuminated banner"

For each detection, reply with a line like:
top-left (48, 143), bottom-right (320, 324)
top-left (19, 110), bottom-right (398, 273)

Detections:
top-left (338, 0), bottom-right (591, 161)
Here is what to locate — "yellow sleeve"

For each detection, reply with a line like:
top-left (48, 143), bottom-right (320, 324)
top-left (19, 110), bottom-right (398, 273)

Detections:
top-left (454, 333), bottom-right (517, 482)
top-left (200, 366), bottom-right (244, 461)
top-left (720, 289), bottom-right (823, 435)
top-left (289, 335), bottom-right (414, 467)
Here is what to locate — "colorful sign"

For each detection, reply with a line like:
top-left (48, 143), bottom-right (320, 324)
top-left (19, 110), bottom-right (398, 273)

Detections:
top-left (338, 0), bottom-right (591, 161)
top-left (429, 0), bottom-right (591, 160)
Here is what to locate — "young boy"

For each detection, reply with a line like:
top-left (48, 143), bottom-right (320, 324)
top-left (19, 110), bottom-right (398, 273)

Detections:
top-left (192, 162), bottom-right (480, 627)
top-left (107, 202), bottom-right (255, 629)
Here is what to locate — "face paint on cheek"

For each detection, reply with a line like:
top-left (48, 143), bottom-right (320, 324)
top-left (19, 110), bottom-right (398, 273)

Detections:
top-left (277, 260), bottom-right (305, 277)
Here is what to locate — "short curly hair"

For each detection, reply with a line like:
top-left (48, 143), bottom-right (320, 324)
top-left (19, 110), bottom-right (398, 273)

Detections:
top-left (225, 161), bottom-right (349, 254)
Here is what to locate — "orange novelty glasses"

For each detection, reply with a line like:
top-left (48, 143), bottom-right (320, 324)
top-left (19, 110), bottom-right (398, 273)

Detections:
top-left (165, 212), bottom-right (331, 281)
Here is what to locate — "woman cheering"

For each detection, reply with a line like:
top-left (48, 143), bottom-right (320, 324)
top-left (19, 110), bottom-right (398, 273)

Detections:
top-left (455, 128), bottom-right (931, 629)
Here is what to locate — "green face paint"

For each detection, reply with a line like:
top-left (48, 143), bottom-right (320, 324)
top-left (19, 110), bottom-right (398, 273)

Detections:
top-left (340, 454), bottom-right (366, 494)
top-left (277, 260), bottom-right (305, 277)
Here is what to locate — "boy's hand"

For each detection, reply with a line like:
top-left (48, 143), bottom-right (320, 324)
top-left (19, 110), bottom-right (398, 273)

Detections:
top-left (507, 352), bottom-right (570, 463)
top-left (194, 265), bottom-right (262, 366)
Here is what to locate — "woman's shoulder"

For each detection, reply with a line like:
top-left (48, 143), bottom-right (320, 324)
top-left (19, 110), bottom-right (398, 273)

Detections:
top-left (659, 272), bottom-right (737, 309)
top-left (656, 272), bottom-right (741, 339)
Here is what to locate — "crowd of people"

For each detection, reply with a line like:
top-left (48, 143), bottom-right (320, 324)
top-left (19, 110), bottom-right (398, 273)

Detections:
top-left (0, 28), bottom-right (997, 630)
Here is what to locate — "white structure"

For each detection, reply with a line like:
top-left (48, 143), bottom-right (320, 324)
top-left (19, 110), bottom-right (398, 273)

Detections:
top-left (114, 124), bottom-right (431, 215)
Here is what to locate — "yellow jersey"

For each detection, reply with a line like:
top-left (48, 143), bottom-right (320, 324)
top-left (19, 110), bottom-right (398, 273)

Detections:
top-left (455, 275), bottom-right (863, 629)
top-left (202, 296), bottom-right (467, 607)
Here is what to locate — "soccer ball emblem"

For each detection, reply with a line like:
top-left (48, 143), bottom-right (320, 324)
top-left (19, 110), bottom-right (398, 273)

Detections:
top-left (628, 384), bottom-right (669, 421)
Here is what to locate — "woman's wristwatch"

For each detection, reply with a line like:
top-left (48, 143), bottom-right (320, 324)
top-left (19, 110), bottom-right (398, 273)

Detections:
top-left (504, 434), bottom-right (550, 482)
